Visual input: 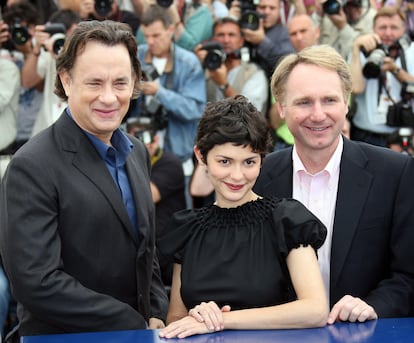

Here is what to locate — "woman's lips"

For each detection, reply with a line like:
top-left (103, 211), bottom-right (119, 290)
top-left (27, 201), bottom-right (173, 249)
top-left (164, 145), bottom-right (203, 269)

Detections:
top-left (225, 182), bottom-right (244, 191)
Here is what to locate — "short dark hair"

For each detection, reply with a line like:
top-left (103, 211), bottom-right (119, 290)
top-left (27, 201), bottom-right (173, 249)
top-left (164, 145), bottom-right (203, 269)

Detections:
top-left (196, 95), bottom-right (272, 162)
top-left (3, 0), bottom-right (39, 26)
top-left (213, 16), bottom-right (242, 34)
top-left (54, 20), bottom-right (141, 101)
top-left (48, 9), bottom-right (81, 30)
top-left (141, 4), bottom-right (174, 28)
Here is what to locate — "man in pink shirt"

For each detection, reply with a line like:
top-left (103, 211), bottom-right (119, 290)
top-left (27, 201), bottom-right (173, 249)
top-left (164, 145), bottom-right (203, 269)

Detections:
top-left (255, 44), bottom-right (414, 322)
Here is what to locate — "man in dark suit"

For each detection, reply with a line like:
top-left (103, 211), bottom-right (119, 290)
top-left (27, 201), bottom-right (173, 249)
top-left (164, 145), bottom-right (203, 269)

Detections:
top-left (254, 45), bottom-right (414, 323)
top-left (0, 20), bottom-right (168, 340)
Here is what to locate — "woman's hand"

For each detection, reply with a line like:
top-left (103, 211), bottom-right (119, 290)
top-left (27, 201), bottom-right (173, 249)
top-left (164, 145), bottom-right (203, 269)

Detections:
top-left (188, 301), bottom-right (231, 331)
top-left (159, 315), bottom-right (213, 338)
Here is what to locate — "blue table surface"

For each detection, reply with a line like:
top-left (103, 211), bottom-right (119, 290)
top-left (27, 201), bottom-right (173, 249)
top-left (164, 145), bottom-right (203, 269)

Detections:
top-left (21, 317), bottom-right (414, 343)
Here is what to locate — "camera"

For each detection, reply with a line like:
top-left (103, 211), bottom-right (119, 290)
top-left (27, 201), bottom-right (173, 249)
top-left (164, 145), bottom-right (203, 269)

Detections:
top-left (200, 41), bottom-right (226, 70)
top-left (141, 64), bottom-right (159, 82)
top-left (322, 0), bottom-right (341, 15)
top-left (156, 0), bottom-right (173, 7)
top-left (239, 0), bottom-right (261, 30)
top-left (323, 0), bottom-right (361, 15)
top-left (140, 64), bottom-right (169, 131)
top-left (9, 19), bottom-right (30, 46)
top-left (126, 117), bottom-right (157, 145)
top-left (362, 44), bottom-right (389, 79)
top-left (387, 127), bottom-right (414, 155)
top-left (94, 0), bottom-right (113, 17)
top-left (386, 85), bottom-right (414, 128)
top-left (362, 36), bottom-right (410, 79)
top-left (44, 23), bottom-right (66, 55)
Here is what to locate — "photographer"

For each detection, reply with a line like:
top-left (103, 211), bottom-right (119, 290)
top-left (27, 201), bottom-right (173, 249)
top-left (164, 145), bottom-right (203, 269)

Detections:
top-left (136, 0), bottom-right (214, 52)
top-left (126, 117), bottom-right (186, 288)
top-left (1, 0), bottom-right (43, 150)
top-left (0, 19), bottom-right (19, 175)
top-left (229, 0), bottom-right (294, 77)
top-left (312, 0), bottom-right (376, 59)
top-left (21, 9), bottom-right (80, 136)
top-left (133, 4), bottom-right (206, 207)
top-left (349, 6), bottom-right (414, 146)
top-left (194, 16), bottom-right (268, 113)
top-left (79, 0), bottom-right (140, 33)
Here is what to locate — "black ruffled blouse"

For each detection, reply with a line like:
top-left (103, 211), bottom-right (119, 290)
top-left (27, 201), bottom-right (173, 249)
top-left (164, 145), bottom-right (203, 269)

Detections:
top-left (158, 197), bottom-right (327, 310)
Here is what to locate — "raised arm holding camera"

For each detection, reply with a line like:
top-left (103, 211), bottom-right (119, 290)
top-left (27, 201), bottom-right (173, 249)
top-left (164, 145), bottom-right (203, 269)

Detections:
top-left (194, 16), bottom-right (268, 113)
top-left (1, 1), bottom-right (44, 151)
top-left (349, 6), bottom-right (414, 147)
top-left (228, 0), bottom-right (294, 77)
top-left (20, 9), bottom-right (80, 137)
top-left (312, 0), bottom-right (377, 59)
top-left (79, 0), bottom-right (141, 33)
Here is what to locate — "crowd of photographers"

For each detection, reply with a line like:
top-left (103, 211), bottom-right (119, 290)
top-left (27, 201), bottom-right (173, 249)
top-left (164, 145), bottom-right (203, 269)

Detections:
top-left (1, 0), bottom-right (414, 338)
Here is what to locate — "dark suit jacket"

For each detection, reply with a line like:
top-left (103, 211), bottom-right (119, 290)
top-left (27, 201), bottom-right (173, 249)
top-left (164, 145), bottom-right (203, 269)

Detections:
top-left (254, 138), bottom-right (414, 317)
top-left (0, 113), bottom-right (168, 336)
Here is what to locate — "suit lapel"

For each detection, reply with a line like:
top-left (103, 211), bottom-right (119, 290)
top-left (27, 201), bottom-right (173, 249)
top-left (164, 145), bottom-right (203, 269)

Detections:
top-left (330, 139), bottom-right (373, 291)
top-left (260, 148), bottom-right (293, 198)
top-left (56, 114), bottom-right (139, 244)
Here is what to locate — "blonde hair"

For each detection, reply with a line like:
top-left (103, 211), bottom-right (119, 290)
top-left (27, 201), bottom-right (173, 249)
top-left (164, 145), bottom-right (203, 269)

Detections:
top-left (271, 45), bottom-right (352, 105)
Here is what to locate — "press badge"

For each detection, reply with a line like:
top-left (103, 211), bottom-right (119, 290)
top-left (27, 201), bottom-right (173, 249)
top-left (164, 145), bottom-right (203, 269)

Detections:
top-left (375, 94), bottom-right (393, 124)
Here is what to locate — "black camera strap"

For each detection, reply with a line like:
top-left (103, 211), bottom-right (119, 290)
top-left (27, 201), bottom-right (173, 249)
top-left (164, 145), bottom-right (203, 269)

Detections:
top-left (397, 47), bottom-right (409, 97)
top-left (378, 46), bottom-right (408, 105)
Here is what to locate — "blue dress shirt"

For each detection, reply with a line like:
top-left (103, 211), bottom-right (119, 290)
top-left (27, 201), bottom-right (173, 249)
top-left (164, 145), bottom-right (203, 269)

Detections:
top-left (66, 110), bottom-right (138, 238)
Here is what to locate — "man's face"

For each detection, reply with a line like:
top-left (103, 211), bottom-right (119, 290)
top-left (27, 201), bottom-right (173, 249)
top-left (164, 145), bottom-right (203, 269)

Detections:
top-left (213, 22), bottom-right (244, 54)
top-left (141, 20), bottom-right (173, 58)
top-left (374, 14), bottom-right (406, 47)
top-left (257, 0), bottom-right (280, 29)
top-left (277, 64), bottom-right (348, 157)
top-left (287, 15), bottom-right (320, 52)
top-left (59, 41), bottom-right (136, 144)
top-left (343, 2), bottom-right (363, 23)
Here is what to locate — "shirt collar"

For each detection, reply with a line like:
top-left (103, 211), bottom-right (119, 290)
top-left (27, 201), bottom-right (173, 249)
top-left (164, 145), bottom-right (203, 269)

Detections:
top-left (293, 136), bottom-right (343, 178)
top-left (65, 107), bottom-right (133, 164)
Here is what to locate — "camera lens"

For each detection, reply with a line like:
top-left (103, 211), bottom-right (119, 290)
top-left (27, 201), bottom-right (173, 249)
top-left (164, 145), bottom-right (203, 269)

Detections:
top-left (156, 0), bottom-right (173, 7)
top-left (10, 25), bottom-right (30, 45)
top-left (204, 50), bottom-right (225, 70)
top-left (50, 33), bottom-right (66, 55)
top-left (362, 49), bottom-right (387, 79)
top-left (239, 10), bottom-right (261, 30)
top-left (94, 0), bottom-right (113, 16)
top-left (322, 0), bottom-right (341, 15)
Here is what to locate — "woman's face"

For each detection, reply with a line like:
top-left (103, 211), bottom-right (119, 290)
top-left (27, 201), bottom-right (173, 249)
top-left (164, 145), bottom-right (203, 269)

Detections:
top-left (198, 142), bottom-right (261, 208)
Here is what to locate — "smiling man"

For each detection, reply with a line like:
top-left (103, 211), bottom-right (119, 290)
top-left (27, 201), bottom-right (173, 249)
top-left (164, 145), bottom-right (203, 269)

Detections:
top-left (254, 44), bottom-right (414, 322)
top-left (0, 20), bottom-right (168, 340)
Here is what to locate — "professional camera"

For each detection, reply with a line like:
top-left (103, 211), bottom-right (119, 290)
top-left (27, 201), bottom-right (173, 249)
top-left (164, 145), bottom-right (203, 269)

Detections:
top-left (9, 19), bottom-right (30, 46)
top-left (386, 84), bottom-right (414, 128)
top-left (362, 36), bottom-right (410, 79)
top-left (156, 0), bottom-right (173, 7)
top-left (387, 127), bottom-right (414, 155)
top-left (322, 0), bottom-right (341, 15)
top-left (94, 0), bottom-right (113, 17)
top-left (44, 23), bottom-right (66, 55)
top-left (239, 0), bottom-right (261, 30)
top-left (200, 41), bottom-right (226, 70)
top-left (126, 117), bottom-right (157, 145)
top-left (322, 0), bottom-right (361, 15)
top-left (140, 65), bottom-right (169, 130)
